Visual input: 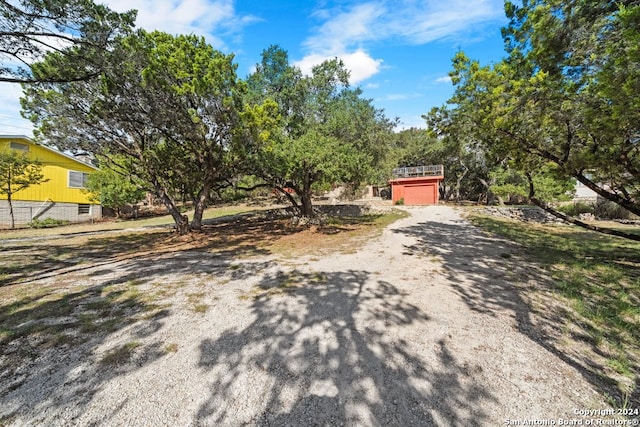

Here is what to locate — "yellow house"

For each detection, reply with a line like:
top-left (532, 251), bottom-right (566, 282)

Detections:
top-left (0, 135), bottom-right (101, 225)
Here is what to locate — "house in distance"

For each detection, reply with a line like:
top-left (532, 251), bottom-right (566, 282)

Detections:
top-left (389, 165), bottom-right (444, 205)
top-left (0, 135), bottom-right (101, 226)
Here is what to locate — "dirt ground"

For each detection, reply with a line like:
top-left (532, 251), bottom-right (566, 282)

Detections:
top-left (1, 205), bottom-right (630, 426)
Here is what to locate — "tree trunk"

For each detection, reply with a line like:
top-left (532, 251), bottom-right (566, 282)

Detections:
top-left (455, 159), bottom-right (468, 201)
top-left (478, 177), bottom-right (496, 205)
top-left (574, 172), bottom-right (640, 217)
top-left (8, 192), bottom-right (15, 229)
top-left (300, 190), bottom-right (314, 217)
top-left (191, 192), bottom-right (208, 231)
top-left (276, 186), bottom-right (300, 211)
top-left (155, 184), bottom-right (189, 234)
top-left (300, 170), bottom-right (314, 217)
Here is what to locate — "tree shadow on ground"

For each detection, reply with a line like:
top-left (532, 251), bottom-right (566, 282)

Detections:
top-left (0, 240), bottom-right (275, 424)
top-left (0, 280), bottom-right (169, 424)
top-left (1, 210), bottom-right (382, 287)
top-left (0, 215), bottom-right (302, 287)
top-left (395, 218), bottom-right (638, 407)
top-left (196, 269), bottom-right (496, 426)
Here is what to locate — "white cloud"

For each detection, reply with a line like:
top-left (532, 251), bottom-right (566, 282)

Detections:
top-left (387, 0), bottom-right (503, 45)
top-left (384, 94), bottom-right (410, 101)
top-left (294, 53), bottom-right (328, 76)
top-left (297, 0), bottom-right (504, 84)
top-left (304, 3), bottom-right (385, 54)
top-left (294, 49), bottom-right (382, 85)
top-left (341, 50), bottom-right (382, 84)
top-left (294, 3), bottom-right (385, 85)
top-left (378, 93), bottom-right (422, 102)
top-left (435, 76), bottom-right (452, 84)
top-left (102, 0), bottom-right (259, 49)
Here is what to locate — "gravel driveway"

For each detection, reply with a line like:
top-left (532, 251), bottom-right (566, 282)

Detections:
top-left (2, 205), bottom-right (609, 426)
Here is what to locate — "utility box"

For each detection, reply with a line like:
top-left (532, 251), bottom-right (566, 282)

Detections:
top-left (389, 165), bottom-right (444, 205)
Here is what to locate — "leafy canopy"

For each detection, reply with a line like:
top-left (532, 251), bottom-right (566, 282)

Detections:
top-left (437, 0), bottom-right (639, 216)
top-left (247, 45), bottom-right (396, 216)
top-left (1, 0), bottom-right (136, 83)
top-left (85, 157), bottom-right (146, 216)
top-left (0, 149), bottom-right (45, 196)
top-left (0, 148), bottom-right (46, 228)
top-left (22, 30), bottom-right (252, 231)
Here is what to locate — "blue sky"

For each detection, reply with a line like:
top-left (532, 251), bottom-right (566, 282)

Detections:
top-left (0, 0), bottom-right (509, 136)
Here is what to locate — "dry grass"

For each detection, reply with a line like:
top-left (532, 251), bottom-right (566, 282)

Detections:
top-left (0, 204), bottom-right (264, 240)
top-left (467, 211), bottom-right (640, 403)
top-left (0, 208), bottom-right (407, 374)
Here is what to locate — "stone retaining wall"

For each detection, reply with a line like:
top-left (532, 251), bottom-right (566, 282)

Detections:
top-left (478, 206), bottom-right (564, 224)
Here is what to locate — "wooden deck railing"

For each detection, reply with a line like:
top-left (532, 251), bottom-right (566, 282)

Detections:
top-left (392, 165), bottom-right (444, 178)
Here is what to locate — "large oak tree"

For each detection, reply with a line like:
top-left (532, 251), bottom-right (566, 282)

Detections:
top-left (23, 30), bottom-right (253, 232)
top-left (247, 45), bottom-right (395, 217)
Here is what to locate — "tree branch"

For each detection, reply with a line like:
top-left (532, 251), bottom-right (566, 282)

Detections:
top-left (526, 172), bottom-right (640, 242)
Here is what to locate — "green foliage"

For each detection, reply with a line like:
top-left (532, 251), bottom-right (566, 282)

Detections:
top-left (441, 0), bottom-right (640, 216)
top-left (29, 218), bottom-right (70, 229)
top-left (0, 150), bottom-right (45, 196)
top-left (23, 30), bottom-right (250, 232)
top-left (0, 0), bottom-right (135, 83)
top-left (246, 45), bottom-right (395, 216)
top-left (489, 168), bottom-right (527, 202)
top-left (595, 201), bottom-right (638, 221)
top-left (468, 0), bottom-right (640, 213)
top-left (490, 164), bottom-right (574, 204)
top-left (557, 202), bottom-right (595, 217)
top-left (85, 159), bottom-right (146, 216)
top-left (395, 198), bottom-right (404, 206)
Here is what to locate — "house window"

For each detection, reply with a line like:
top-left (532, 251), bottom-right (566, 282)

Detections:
top-left (78, 204), bottom-right (91, 215)
top-left (10, 142), bottom-right (29, 152)
top-left (68, 171), bottom-right (89, 188)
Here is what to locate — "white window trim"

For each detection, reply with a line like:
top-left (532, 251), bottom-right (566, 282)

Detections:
top-left (68, 170), bottom-right (89, 189)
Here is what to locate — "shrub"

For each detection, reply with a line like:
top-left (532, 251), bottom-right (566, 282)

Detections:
top-left (594, 200), bottom-right (638, 220)
top-left (395, 198), bottom-right (405, 205)
top-left (557, 201), bottom-right (594, 217)
top-left (29, 218), bottom-right (71, 228)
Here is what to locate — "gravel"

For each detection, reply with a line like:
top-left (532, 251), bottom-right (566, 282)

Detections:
top-left (1, 205), bottom-right (613, 426)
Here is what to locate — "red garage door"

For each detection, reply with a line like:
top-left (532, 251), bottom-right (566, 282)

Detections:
top-left (403, 184), bottom-right (437, 205)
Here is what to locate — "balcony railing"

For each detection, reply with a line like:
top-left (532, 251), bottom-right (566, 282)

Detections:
top-left (392, 164), bottom-right (444, 178)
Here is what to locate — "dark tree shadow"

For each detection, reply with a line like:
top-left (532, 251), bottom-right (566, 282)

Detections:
top-left (196, 269), bottom-right (495, 426)
top-left (0, 215), bottom-right (298, 287)
top-left (395, 219), bottom-right (638, 407)
top-left (0, 281), bottom-right (168, 424)
top-left (0, 244), bottom-right (275, 424)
